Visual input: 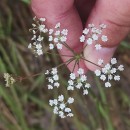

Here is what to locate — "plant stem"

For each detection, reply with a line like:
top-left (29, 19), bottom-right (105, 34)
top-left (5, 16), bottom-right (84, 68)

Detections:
top-left (81, 57), bottom-right (102, 68)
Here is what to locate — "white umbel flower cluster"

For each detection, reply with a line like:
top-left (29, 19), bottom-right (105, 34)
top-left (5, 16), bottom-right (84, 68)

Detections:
top-left (48, 23), bottom-right (68, 50)
top-left (95, 58), bottom-right (124, 87)
top-left (28, 17), bottom-right (68, 56)
top-left (45, 68), bottom-right (60, 89)
top-left (27, 17), bottom-right (125, 118)
top-left (28, 17), bottom-right (48, 56)
top-left (80, 24), bottom-right (108, 50)
top-left (49, 95), bottom-right (74, 118)
top-left (4, 73), bottom-right (16, 87)
top-left (67, 68), bottom-right (91, 95)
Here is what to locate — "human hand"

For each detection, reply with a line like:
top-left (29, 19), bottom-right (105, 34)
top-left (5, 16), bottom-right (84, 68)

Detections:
top-left (31, 0), bottom-right (130, 72)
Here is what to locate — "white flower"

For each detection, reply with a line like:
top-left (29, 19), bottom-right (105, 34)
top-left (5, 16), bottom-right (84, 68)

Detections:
top-left (55, 22), bottom-right (60, 28)
top-left (67, 86), bottom-right (74, 90)
top-left (88, 23), bottom-right (94, 28)
top-left (32, 23), bottom-right (36, 27)
top-left (80, 75), bottom-right (87, 82)
top-left (83, 90), bottom-right (88, 95)
top-left (54, 82), bottom-right (60, 87)
top-left (105, 82), bottom-right (111, 87)
top-left (70, 73), bottom-right (76, 80)
top-left (98, 59), bottom-right (104, 66)
top-left (65, 108), bottom-right (71, 113)
top-left (46, 68), bottom-right (60, 90)
top-left (95, 70), bottom-right (101, 76)
top-left (49, 29), bottom-right (54, 34)
top-left (83, 28), bottom-right (89, 35)
top-left (100, 24), bottom-right (107, 29)
top-left (49, 43), bottom-right (54, 50)
top-left (51, 68), bottom-right (57, 75)
top-left (49, 100), bottom-right (54, 106)
top-left (108, 75), bottom-right (113, 80)
top-left (104, 64), bottom-right (111, 70)
top-left (61, 29), bottom-right (68, 35)
top-left (55, 30), bottom-right (60, 36)
top-left (67, 97), bottom-right (74, 104)
top-left (67, 113), bottom-right (74, 117)
top-left (54, 37), bottom-right (59, 43)
top-left (53, 106), bottom-right (58, 114)
top-left (80, 35), bottom-right (85, 42)
top-left (118, 65), bottom-right (124, 71)
top-left (40, 18), bottom-right (46, 22)
top-left (28, 43), bottom-right (32, 49)
top-left (31, 35), bottom-right (36, 40)
top-left (49, 95), bottom-right (74, 118)
top-left (85, 83), bottom-right (91, 88)
top-left (39, 25), bottom-right (45, 32)
top-left (68, 69), bottom-right (90, 95)
top-left (95, 58), bottom-right (124, 88)
top-left (68, 80), bottom-right (74, 85)
top-left (76, 83), bottom-right (82, 89)
top-left (53, 75), bottom-right (59, 81)
top-left (56, 43), bottom-right (62, 50)
top-left (58, 95), bottom-right (64, 102)
top-left (37, 49), bottom-right (43, 55)
top-left (37, 36), bottom-right (43, 41)
top-left (110, 68), bottom-right (116, 74)
top-left (111, 58), bottom-right (117, 65)
top-left (36, 44), bottom-right (42, 49)
top-left (95, 44), bottom-right (102, 50)
top-left (77, 68), bottom-right (84, 75)
top-left (92, 34), bottom-right (98, 41)
top-left (59, 111), bottom-right (65, 118)
top-left (91, 27), bottom-right (97, 33)
top-left (4, 73), bottom-right (16, 87)
top-left (87, 38), bottom-right (93, 45)
top-left (48, 78), bottom-right (54, 83)
top-left (114, 75), bottom-right (120, 81)
top-left (60, 103), bottom-right (65, 110)
top-left (100, 75), bottom-right (106, 81)
top-left (53, 99), bottom-right (58, 105)
top-left (43, 28), bottom-right (48, 33)
top-left (49, 36), bottom-right (53, 41)
top-left (60, 36), bottom-right (67, 42)
top-left (101, 35), bottom-right (108, 42)
top-left (48, 85), bottom-right (53, 89)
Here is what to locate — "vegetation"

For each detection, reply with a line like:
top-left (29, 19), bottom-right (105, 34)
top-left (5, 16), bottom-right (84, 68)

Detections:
top-left (0, 0), bottom-right (130, 130)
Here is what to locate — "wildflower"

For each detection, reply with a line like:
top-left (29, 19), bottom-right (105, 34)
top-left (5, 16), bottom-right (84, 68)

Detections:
top-left (27, 17), bottom-right (125, 118)
top-left (4, 73), bottom-right (16, 87)
top-left (101, 35), bottom-right (108, 42)
top-left (49, 95), bottom-right (74, 118)
top-left (67, 68), bottom-right (91, 95)
top-left (80, 24), bottom-right (108, 50)
top-left (45, 68), bottom-right (60, 89)
top-left (95, 58), bottom-right (124, 87)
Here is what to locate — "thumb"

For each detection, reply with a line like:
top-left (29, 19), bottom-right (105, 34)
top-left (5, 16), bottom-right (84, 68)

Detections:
top-left (84, 0), bottom-right (130, 71)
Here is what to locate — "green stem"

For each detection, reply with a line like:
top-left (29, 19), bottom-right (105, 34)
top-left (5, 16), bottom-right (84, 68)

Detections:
top-left (81, 57), bottom-right (102, 68)
top-left (63, 42), bottom-right (75, 54)
top-left (72, 59), bottom-right (78, 73)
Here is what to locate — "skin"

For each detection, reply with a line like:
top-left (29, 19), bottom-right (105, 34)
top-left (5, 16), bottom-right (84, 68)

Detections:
top-left (31, 0), bottom-right (130, 72)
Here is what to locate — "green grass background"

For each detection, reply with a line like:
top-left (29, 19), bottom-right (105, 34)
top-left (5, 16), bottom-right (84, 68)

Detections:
top-left (0, 0), bottom-right (130, 130)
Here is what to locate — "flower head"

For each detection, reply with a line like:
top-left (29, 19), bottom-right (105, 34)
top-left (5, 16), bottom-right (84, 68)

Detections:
top-left (49, 95), bottom-right (74, 118)
top-left (4, 73), bottom-right (16, 87)
top-left (95, 58), bottom-right (124, 87)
